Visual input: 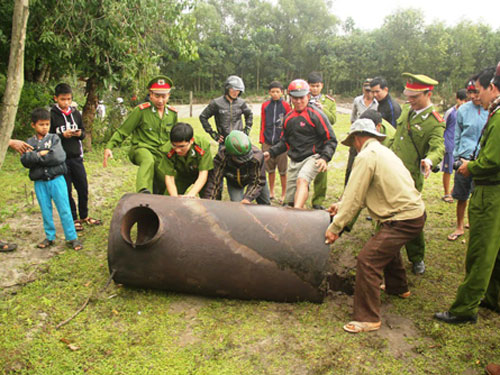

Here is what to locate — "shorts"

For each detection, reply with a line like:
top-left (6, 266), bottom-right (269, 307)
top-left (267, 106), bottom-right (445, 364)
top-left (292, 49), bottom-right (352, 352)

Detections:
top-left (284, 154), bottom-right (321, 203)
top-left (441, 152), bottom-right (454, 174)
top-left (262, 143), bottom-right (287, 175)
top-left (452, 171), bottom-right (474, 201)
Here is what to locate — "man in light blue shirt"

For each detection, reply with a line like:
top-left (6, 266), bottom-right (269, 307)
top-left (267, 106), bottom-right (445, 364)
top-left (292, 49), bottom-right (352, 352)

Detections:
top-left (448, 79), bottom-right (488, 241)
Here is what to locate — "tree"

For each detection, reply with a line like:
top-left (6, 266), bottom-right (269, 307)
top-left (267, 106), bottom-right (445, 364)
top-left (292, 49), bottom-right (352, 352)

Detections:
top-left (0, 0), bottom-right (29, 169)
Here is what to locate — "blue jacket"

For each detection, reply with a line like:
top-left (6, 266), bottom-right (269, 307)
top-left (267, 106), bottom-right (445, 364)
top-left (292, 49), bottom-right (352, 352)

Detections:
top-left (454, 101), bottom-right (488, 159)
top-left (260, 98), bottom-right (291, 145)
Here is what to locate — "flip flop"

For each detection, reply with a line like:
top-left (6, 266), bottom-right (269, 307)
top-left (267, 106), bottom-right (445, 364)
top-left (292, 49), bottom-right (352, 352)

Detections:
top-left (74, 220), bottom-right (84, 231)
top-left (447, 232), bottom-right (464, 241)
top-left (37, 239), bottom-right (55, 249)
top-left (0, 240), bottom-right (17, 252)
top-left (441, 194), bottom-right (454, 203)
top-left (343, 321), bottom-right (381, 333)
top-left (67, 239), bottom-right (83, 251)
top-left (82, 217), bottom-right (102, 226)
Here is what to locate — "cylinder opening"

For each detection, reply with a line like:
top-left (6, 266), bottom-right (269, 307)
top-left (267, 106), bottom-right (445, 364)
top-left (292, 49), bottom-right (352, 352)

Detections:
top-left (121, 206), bottom-right (161, 248)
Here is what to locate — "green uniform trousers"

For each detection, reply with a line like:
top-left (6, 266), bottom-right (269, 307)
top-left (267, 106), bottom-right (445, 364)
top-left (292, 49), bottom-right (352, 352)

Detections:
top-left (404, 183), bottom-right (425, 264)
top-left (449, 185), bottom-right (500, 317)
top-left (312, 171), bottom-right (328, 206)
top-left (129, 147), bottom-right (166, 194)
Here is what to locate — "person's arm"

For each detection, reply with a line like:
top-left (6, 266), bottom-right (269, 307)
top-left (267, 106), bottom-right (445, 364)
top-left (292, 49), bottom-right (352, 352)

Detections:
top-left (199, 100), bottom-right (221, 141)
top-left (242, 101), bottom-right (253, 135)
top-left (104, 107), bottom-right (142, 166)
top-left (74, 110), bottom-right (86, 140)
top-left (350, 99), bottom-right (358, 124)
top-left (9, 139), bottom-right (33, 154)
top-left (165, 175), bottom-right (178, 196)
top-left (243, 156), bottom-right (266, 202)
top-left (185, 170), bottom-right (209, 197)
top-left (322, 96), bottom-right (337, 125)
top-left (312, 109), bottom-right (337, 162)
top-left (259, 102), bottom-right (267, 144)
top-left (425, 117), bottom-right (446, 168)
top-left (200, 150), bottom-right (225, 200)
top-left (453, 109), bottom-right (463, 159)
top-left (40, 135), bottom-right (67, 166)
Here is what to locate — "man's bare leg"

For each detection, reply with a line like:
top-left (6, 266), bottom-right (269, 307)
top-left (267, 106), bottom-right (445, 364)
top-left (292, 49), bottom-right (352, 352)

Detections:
top-left (294, 178), bottom-right (309, 209)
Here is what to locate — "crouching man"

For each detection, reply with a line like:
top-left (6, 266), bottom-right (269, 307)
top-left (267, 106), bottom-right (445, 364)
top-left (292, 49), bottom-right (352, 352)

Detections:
top-left (325, 119), bottom-right (426, 333)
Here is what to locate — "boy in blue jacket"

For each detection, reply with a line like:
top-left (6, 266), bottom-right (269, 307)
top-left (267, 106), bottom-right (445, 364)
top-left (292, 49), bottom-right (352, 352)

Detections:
top-left (21, 108), bottom-right (82, 250)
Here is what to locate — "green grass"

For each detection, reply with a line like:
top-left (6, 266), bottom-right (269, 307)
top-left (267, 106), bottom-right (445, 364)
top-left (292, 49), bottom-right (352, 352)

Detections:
top-left (0, 114), bottom-right (498, 374)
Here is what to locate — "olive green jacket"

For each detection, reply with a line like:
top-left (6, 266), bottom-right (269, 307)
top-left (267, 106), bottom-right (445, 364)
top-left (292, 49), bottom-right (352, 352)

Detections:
top-left (318, 94), bottom-right (337, 125)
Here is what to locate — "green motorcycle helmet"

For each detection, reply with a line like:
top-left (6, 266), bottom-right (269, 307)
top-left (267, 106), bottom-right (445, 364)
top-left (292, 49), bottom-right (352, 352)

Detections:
top-left (225, 130), bottom-right (253, 163)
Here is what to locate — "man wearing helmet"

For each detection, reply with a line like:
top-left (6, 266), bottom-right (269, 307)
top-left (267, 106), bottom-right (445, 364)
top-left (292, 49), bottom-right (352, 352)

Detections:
top-left (202, 130), bottom-right (270, 204)
top-left (200, 75), bottom-right (253, 144)
top-left (264, 79), bottom-right (337, 209)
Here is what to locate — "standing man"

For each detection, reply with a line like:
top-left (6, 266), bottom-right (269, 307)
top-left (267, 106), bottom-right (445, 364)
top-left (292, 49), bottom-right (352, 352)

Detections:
top-left (325, 119), bottom-right (425, 333)
top-left (307, 72), bottom-right (337, 210)
top-left (435, 64), bottom-right (500, 324)
top-left (441, 88), bottom-right (467, 203)
top-left (103, 75), bottom-right (177, 194)
top-left (345, 78), bottom-right (379, 185)
top-left (370, 77), bottom-right (401, 129)
top-left (199, 75), bottom-right (253, 145)
top-left (391, 73), bottom-right (445, 275)
top-left (264, 79), bottom-right (337, 209)
top-left (447, 80), bottom-right (488, 241)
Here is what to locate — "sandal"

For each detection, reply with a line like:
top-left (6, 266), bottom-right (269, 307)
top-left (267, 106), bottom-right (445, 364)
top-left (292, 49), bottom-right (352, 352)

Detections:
top-left (0, 240), bottom-right (17, 252)
top-left (82, 217), bottom-right (102, 226)
top-left (447, 232), bottom-right (464, 241)
top-left (343, 321), bottom-right (381, 333)
top-left (37, 239), bottom-right (55, 249)
top-left (441, 194), bottom-right (453, 203)
top-left (74, 220), bottom-right (84, 232)
top-left (67, 239), bottom-right (83, 251)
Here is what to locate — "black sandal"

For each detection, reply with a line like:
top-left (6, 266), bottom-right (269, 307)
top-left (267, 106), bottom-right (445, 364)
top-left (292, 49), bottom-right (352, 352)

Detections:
top-left (37, 239), bottom-right (55, 249)
top-left (67, 239), bottom-right (83, 251)
top-left (74, 220), bottom-right (84, 232)
top-left (82, 217), bottom-right (102, 226)
top-left (0, 240), bottom-right (17, 252)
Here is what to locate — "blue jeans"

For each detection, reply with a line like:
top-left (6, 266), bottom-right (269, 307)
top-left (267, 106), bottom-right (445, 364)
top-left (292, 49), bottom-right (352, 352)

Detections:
top-left (227, 181), bottom-right (271, 205)
top-left (35, 175), bottom-right (77, 241)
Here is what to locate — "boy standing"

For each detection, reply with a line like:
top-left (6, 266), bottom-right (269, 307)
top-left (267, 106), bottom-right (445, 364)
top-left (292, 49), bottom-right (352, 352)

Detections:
top-left (21, 108), bottom-right (82, 250)
top-left (160, 123), bottom-right (213, 197)
top-left (50, 83), bottom-right (101, 231)
top-left (259, 81), bottom-right (291, 203)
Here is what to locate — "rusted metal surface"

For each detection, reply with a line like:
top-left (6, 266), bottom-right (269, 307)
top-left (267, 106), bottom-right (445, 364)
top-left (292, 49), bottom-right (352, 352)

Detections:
top-left (107, 194), bottom-right (331, 302)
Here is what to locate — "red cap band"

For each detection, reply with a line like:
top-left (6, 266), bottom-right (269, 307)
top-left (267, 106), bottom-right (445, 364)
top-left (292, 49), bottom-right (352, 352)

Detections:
top-left (150, 81), bottom-right (171, 91)
top-left (405, 81), bottom-right (434, 91)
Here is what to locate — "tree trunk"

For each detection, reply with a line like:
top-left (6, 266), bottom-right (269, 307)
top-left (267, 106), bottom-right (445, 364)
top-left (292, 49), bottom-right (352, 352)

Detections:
top-left (82, 77), bottom-right (99, 152)
top-left (0, 0), bottom-right (29, 170)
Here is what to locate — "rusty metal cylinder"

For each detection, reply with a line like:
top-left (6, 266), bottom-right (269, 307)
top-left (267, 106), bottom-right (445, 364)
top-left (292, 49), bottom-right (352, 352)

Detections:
top-left (107, 194), bottom-right (331, 302)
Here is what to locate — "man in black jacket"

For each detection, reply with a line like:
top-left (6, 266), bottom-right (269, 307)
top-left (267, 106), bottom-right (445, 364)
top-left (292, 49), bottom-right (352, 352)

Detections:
top-left (370, 77), bottom-right (401, 129)
top-left (199, 76), bottom-right (253, 144)
top-left (264, 79), bottom-right (337, 209)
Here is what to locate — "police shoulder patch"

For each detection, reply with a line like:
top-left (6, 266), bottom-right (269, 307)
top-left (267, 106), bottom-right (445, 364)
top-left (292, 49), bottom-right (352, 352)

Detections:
top-left (194, 144), bottom-right (205, 156)
top-left (325, 95), bottom-right (336, 102)
top-left (167, 149), bottom-right (176, 159)
top-left (431, 110), bottom-right (444, 122)
top-left (168, 105), bottom-right (178, 113)
top-left (139, 102), bottom-right (151, 110)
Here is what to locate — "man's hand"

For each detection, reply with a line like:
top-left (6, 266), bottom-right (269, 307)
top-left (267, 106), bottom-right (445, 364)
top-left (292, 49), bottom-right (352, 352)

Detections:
top-left (326, 203), bottom-right (339, 216)
top-left (72, 129), bottom-right (82, 137)
top-left (325, 230), bottom-right (339, 244)
top-left (8, 139), bottom-right (33, 155)
top-left (241, 199), bottom-right (251, 204)
top-left (263, 151), bottom-right (271, 161)
top-left (457, 159), bottom-right (471, 177)
top-left (63, 129), bottom-right (74, 138)
top-left (103, 148), bottom-right (113, 167)
top-left (39, 150), bottom-right (49, 156)
top-left (181, 193), bottom-right (198, 199)
top-left (315, 158), bottom-right (328, 173)
top-left (420, 160), bottom-right (431, 179)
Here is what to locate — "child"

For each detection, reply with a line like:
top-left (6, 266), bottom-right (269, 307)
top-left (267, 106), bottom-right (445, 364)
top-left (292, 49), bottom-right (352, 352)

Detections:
top-left (160, 122), bottom-right (213, 197)
top-left (202, 130), bottom-right (270, 205)
top-left (50, 83), bottom-right (101, 231)
top-left (259, 81), bottom-right (291, 204)
top-left (21, 108), bottom-right (83, 250)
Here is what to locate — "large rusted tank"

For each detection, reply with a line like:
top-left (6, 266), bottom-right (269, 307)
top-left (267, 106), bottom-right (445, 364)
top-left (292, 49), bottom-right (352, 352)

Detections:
top-left (107, 194), bottom-right (331, 302)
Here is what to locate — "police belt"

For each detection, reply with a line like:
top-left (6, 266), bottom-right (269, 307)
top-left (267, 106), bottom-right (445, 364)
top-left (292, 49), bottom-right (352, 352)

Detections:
top-left (473, 180), bottom-right (500, 186)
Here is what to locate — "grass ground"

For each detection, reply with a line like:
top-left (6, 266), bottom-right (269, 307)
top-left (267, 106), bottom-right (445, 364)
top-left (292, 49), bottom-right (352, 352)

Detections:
top-left (0, 114), bottom-right (499, 374)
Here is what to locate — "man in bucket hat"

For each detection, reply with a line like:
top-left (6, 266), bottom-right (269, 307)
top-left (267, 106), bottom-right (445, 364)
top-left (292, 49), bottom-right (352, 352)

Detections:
top-left (390, 73), bottom-right (445, 275)
top-left (325, 118), bottom-right (426, 333)
top-left (103, 75), bottom-right (178, 194)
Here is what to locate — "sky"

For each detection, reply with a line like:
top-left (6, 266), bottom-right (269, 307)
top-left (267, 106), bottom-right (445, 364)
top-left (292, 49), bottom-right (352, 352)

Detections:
top-left (330, 0), bottom-right (500, 31)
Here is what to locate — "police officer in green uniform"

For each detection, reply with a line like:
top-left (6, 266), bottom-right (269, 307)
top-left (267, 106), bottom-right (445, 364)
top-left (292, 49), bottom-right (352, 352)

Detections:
top-left (160, 122), bottom-right (213, 197)
top-left (308, 72), bottom-right (337, 209)
top-left (391, 73), bottom-right (445, 275)
top-left (435, 64), bottom-right (500, 324)
top-left (103, 75), bottom-right (178, 194)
